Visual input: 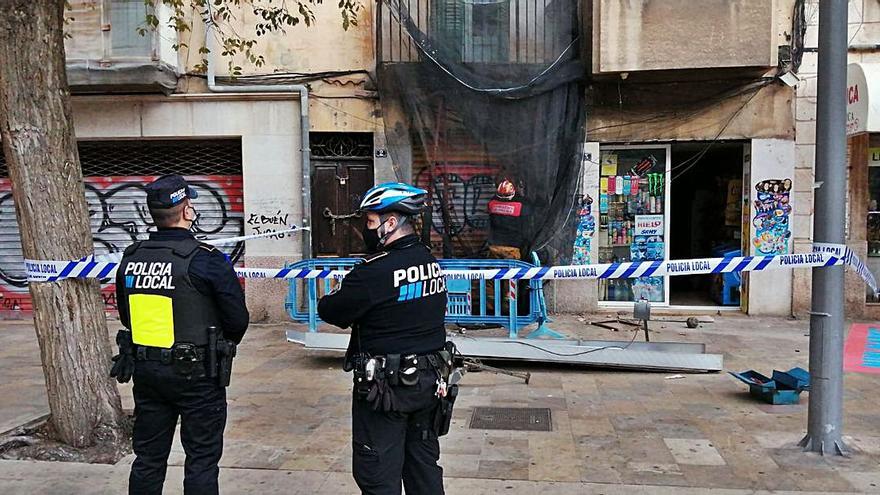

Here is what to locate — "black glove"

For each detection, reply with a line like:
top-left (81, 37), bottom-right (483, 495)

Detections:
top-left (110, 353), bottom-right (134, 383)
top-left (365, 378), bottom-right (397, 412)
top-left (109, 329), bottom-right (135, 384)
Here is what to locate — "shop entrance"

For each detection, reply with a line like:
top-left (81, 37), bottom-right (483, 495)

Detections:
top-left (669, 142), bottom-right (745, 307)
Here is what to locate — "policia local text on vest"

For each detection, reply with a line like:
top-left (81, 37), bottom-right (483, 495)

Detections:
top-left (110, 175), bottom-right (249, 495)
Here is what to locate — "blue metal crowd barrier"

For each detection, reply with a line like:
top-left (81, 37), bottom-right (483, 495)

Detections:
top-left (285, 254), bottom-right (556, 339)
top-left (284, 257), bottom-right (362, 333)
top-left (439, 258), bottom-right (536, 337)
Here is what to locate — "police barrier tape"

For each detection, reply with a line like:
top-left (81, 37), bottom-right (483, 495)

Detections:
top-left (23, 245), bottom-right (879, 295)
top-left (812, 242), bottom-right (879, 292)
top-left (201, 226), bottom-right (310, 245)
top-left (89, 226), bottom-right (311, 264)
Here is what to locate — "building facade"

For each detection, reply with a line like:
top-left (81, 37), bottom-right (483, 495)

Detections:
top-left (567, 0), bottom-right (800, 316)
top-left (2, 0), bottom-right (863, 320)
top-left (792, 0), bottom-right (880, 320)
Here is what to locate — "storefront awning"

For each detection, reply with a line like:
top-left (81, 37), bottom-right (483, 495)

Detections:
top-left (847, 63), bottom-right (880, 136)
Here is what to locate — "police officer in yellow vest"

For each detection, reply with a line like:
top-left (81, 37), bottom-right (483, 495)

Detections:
top-left (111, 175), bottom-right (249, 495)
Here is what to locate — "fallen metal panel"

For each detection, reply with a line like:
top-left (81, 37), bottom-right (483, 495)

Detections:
top-left (455, 338), bottom-right (722, 372)
top-left (287, 330), bottom-right (346, 348)
top-left (461, 337), bottom-right (707, 354)
top-left (285, 331), bottom-right (706, 353)
top-left (286, 330), bottom-right (723, 372)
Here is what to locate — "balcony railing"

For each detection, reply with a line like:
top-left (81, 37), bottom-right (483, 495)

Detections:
top-left (378, 0), bottom-right (577, 65)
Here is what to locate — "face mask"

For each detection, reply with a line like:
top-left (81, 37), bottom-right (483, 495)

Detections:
top-left (362, 224), bottom-right (381, 253)
top-left (186, 205), bottom-right (200, 232)
top-left (363, 215), bottom-right (399, 253)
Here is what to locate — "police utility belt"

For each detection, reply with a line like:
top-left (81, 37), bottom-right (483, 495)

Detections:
top-left (134, 343), bottom-right (209, 376)
top-left (112, 325), bottom-right (237, 386)
top-left (358, 353), bottom-right (444, 387)
top-left (350, 342), bottom-right (460, 437)
top-left (134, 344), bottom-right (207, 364)
top-left (131, 338), bottom-right (236, 386)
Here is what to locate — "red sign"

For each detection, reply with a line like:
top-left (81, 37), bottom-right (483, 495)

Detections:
top-left (844, 323), bottom-right (880, 374)
top-left (488, 199), bottom-right (523, 217)
top-left (848, 84), bottom-right (860, 104)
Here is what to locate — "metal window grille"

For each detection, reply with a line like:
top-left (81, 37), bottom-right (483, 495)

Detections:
top-left (310, 132), bottom-right (373, 159)
top-left (0, 139), bottom-right (242, 177)
top-left (0, 138), bottom-right (245, 314)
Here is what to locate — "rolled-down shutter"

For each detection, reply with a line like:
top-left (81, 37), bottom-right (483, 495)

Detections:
top-left (0, 139), bottom-right (244, 314)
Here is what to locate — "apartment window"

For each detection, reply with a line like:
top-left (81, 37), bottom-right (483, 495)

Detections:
top-left (111, 0), bottom-right (154, 58)
top-left (466, 0), bottom-right (509, 63)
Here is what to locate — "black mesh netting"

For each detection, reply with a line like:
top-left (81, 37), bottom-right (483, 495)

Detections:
top-left (377, 0), bottom-right (585, 263)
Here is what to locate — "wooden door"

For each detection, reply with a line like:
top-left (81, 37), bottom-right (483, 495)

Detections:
top-left (312, 160), bottom-right (373, 256)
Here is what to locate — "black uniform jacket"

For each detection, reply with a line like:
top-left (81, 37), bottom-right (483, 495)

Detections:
top-left (115, 228), bottom-right (250, 344)
top-left (317, 234), bottom-right (447, 356)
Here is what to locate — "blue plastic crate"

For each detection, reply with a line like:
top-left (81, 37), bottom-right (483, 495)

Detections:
top-left (712, 247), bottom-right (741, 306)
top-left (728, 369), bottom-right (803, 405)
top-left (729, 370), bottom-right (775, 393)
top-left (756, 388), bottom-right (802, 405)
top-left (772, 367), bottom-right (810, 391)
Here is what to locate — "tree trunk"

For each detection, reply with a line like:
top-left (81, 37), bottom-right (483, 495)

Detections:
top-left (0, 0), bottom-right (124, 447)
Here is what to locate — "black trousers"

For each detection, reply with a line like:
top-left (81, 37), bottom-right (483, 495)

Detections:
top-left (351, 373), bottom-right (444, 495)
top-left (129, 361), bottom-right (227, 495)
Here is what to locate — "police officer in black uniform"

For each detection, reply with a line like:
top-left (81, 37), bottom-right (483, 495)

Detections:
top-left (112, 175), bottom-right (249, 495)
top-left (318, 182), bottom-right (453, 495)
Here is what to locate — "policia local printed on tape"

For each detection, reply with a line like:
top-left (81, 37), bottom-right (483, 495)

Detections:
top-left (24, 246), bottom-right (879, 294)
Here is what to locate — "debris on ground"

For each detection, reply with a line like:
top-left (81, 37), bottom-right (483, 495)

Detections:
top-left (588, 317), bottom-right (640, 332)
top-left (0, 414), bottom-right (133, 464)
top-left (728, 367), bottom-right (810, 405)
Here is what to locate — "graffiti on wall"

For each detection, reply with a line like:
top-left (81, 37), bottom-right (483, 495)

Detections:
top-left (0, 176), bottom-right (244, 314)
top-left (752, 178), bottom-right (792, 256)
top-left (415, 165), bottom-right (500, 256)
top-left (247, 209), bottom-right (292, 240)
top-left (571, 195), bottom-right (595, 265)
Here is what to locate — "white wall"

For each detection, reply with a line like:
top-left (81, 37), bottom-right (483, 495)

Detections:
top-left (72, 95), bottom-right (302, 322)
top-left (747, 138), bottom-right (796, 315)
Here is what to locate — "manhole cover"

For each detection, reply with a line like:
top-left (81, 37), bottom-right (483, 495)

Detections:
top-left (468, 407), bottom-right (552, 431)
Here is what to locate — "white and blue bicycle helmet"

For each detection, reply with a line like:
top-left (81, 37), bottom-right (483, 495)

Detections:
top-left (358, 182), bottom-right (428, 216)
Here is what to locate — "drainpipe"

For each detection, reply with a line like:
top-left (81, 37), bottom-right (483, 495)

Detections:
top-left (204, 9), bottom-right (312, 259)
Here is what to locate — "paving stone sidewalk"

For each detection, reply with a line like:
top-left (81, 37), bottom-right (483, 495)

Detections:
top-left (2, 315), bottom-right (880, 493)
